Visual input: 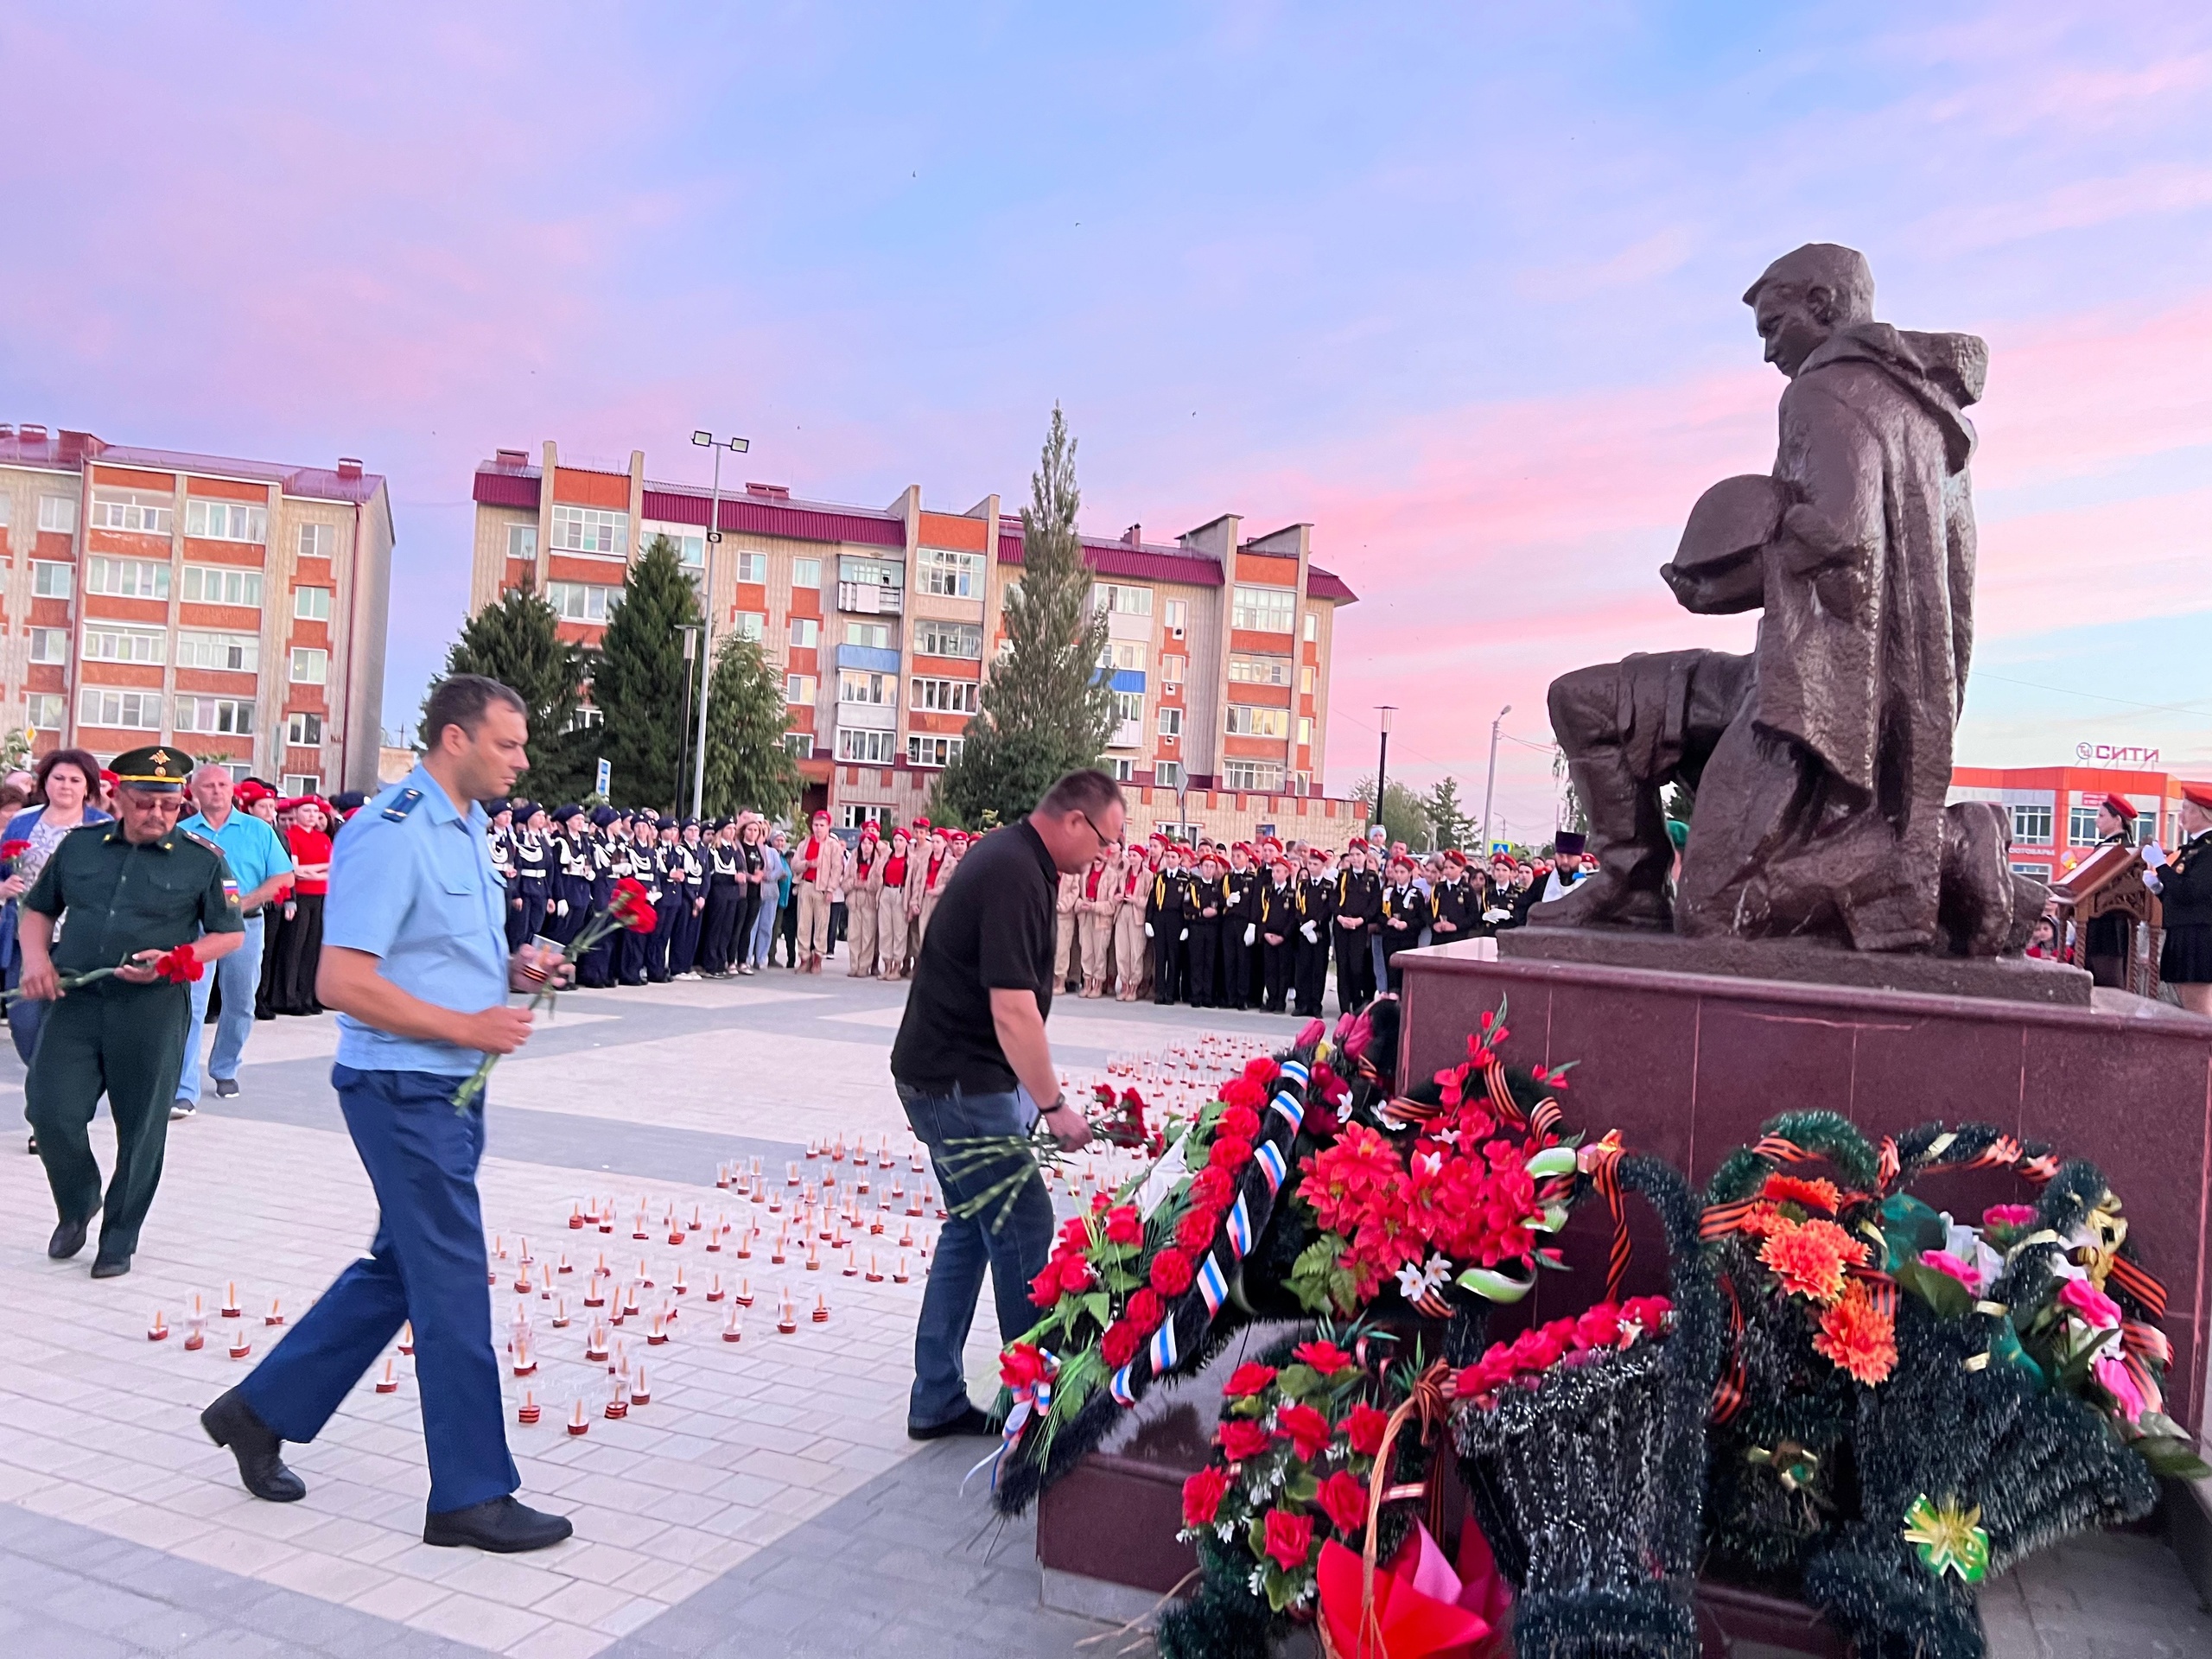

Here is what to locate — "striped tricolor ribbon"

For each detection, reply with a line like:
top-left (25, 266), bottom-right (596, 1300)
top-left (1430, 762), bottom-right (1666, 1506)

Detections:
top-left (1276, 1060), bottom-right (1308, 1089)
top-left (1269, 1090), bottom-right (1305, 1135)
top-left (1224, 1193), bottom-right (1253, 1259)
top-left (1196, 1253), bottom-right (1229, 1317)
top-left (1255, 1141), bottom-right (1287, 1197)
top-left (1147, 1317), bottom-right (1179, 1374)
top-left (1109, 1364), bottom-right (1138, 1407)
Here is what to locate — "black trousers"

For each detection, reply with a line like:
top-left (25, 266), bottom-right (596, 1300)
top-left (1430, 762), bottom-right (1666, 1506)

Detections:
top-left (1186, 923), bottom-right (1220, 1008)
top-left (1332, 926), bottom-right (1373, 1013)
top-left (701, 879), bottom-right (742, 974)
top-left (778, 897), bottom-right (799, 964)
top-left (1294, 937), bottom-right (1329, 1015)
top-left (1152, 924), bottom-right (1183, 1004)
top-left (1262, 938), bottom-right (1294, 1011)
top-left (1222, 931), bottom-right (1253, 1010)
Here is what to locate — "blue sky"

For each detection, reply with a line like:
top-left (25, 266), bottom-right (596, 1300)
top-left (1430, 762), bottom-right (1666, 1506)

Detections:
top-left (1, 3), bottom-right (2206, 824)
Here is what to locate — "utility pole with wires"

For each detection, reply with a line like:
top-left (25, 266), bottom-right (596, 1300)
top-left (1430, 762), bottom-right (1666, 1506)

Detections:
top-left (1478, 703), bottom-right (1510, 855)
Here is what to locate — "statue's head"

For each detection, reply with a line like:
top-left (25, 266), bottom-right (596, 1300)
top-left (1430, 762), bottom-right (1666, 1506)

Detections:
top-left (1744, 244), bottom-right (1873, 378)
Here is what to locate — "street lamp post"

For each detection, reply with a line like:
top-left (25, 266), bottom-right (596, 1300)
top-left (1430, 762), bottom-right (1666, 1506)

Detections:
top-left (689, 430), bottom-right (749, 819)
top-left (1371, 705), bottom-right (1396, 843)
top-left (1478, 703), bottom-right (1511, 855)
top-left (673, 626), bottom-right (700, 813)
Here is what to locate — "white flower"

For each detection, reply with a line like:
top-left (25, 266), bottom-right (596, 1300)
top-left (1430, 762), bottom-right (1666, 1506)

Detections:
top-left (1395, 1253), bottom-right (1452, 1300)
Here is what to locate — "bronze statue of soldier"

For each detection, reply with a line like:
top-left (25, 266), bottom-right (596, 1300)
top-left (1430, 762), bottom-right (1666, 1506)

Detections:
top-left (1536, 243), bottom-right (2031, 955)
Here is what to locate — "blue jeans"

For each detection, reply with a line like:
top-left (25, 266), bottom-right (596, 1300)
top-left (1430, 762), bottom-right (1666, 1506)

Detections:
top-left (176, 915), bottom-right (264, 1104)
top-left (243, 1065), bottom-right (518, 1514)
top-left (898, 1081), bottom-right (1054, 1430)
top-left (748, 896), bottom-right (779, 967)
top-left (5, 955), bottom-right (48, 1070)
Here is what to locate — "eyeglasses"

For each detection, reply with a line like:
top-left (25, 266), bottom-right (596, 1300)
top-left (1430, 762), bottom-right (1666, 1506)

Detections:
top-left (1077, 811), bottom-right (1110, 848)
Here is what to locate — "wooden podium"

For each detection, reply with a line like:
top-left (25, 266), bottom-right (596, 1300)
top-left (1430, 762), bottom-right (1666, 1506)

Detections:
top-left (2050, 842), bottom-right (2162, 996)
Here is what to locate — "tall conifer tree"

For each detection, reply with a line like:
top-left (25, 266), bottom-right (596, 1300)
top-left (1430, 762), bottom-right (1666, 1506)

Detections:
top-left (701, 632), bottom-right (801, 817)
top-left (590, 536), bottom-right (702, 810)
top-left (424, 583), bottom-right (587, 798)
top-left (934, 405), bottom-right (1113, 825)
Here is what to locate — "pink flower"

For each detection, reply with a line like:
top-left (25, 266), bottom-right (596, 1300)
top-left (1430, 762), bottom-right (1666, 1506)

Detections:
top-left (2093, 1353), bottom-right (2146, 1423)
top-left (2059, 1277), bottom-right (2123, 1331)
top-left (1921, 1250), bottom-right (1980, 1292)
top-left (1983, 1204), bottom-right (2037, 1230)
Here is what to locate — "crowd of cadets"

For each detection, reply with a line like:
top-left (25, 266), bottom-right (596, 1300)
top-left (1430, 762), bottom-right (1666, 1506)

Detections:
top-left (482, 798), bottom-right (1589, 1015)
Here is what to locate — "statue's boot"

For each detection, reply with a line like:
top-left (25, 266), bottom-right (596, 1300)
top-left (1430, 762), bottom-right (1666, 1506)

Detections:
top-left (1529, 753), bottom-right (1675, 931)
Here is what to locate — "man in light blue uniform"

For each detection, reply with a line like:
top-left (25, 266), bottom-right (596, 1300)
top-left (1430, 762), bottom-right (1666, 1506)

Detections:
top-left (200, 676), bottom-right (573, 1554)
top-left (172, 766), bottom-right (294, 1122)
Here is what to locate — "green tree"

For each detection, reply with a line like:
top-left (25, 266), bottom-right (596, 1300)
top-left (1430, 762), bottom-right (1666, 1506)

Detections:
top-left (933, 404), bottom-right (1113, 826)
top-left (1422, 776), bottom-right (1472, 851)
top-left (589, 536), bottom-right (702, 811)
top-left (700, 631), bottom-right (801, 818)
top-left (424, 583), bottom-right (588, 798)
top-left (1349, 775), bottom-right (1429, 849)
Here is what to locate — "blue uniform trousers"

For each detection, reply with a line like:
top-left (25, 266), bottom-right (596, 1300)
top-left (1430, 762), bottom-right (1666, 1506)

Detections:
top-left (241, 1065), bottom-right (517, 1515)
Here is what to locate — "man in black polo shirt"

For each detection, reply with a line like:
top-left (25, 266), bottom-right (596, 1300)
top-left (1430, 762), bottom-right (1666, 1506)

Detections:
top-left (889, 770), bottom-right (1125, 1439)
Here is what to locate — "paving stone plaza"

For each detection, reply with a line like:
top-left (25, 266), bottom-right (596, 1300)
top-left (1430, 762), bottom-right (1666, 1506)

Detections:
top-left (3, 971), bottom-right (2208, 1656)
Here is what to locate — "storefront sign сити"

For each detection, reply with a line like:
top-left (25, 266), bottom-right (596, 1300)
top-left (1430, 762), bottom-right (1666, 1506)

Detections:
top-left (2075, 742), bottom-right (2161, 766)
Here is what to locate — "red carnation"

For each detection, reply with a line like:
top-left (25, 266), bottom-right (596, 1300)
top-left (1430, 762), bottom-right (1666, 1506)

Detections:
top-left (1173, 1208), bottom-right (1217, 1254)
top-left (1189, 1167), bottom-right (1235, 1213)
top-left (1217, 1104), bottom-right (1262, 1141)
top-left (1149, 1249), bottom-right (1196, 1297)
top-left (1028, 1267), bottom-right (1063, 1308)
top-left (1210, 1136), bottom-right (1253, 1173)
top-left (1314, 1469), bottom-right (1370, 1536)
top-left (610, 876), bottom-right (657, 932)
top-left (1219, 1074), bottom-right (1267, 1110)
top-left (1100, 1321), bottom-right (1140, 1369)
top-left (1224, 1362), bottom-right (1278, 1399)
top-left (0, 839), bottom-right (29, 861)
top-left (1126, 1289), bottom-right (1166, 1336)
top-left (1182, 1465), bottom-right (1234, 1528)
top-left (1217, 1417), bottom-right (1274, 1464)
top-left (1103, 1205), bottom-right (1143, 1248)
top-left (1291, 1340), bottom-right (1353, 1376)
top-left (152, 944), bottom-right (204, 984)
top-left (1243, 1056), bottom-right (1279, 1084)
top-left (1344, 1402), bottom-right (1391, 1459)
top-left (1275, 1402), bottom-right (1333, 1463)
top-left (1056, 1255), bottom-right (1093, 1296)
top-left (1262, 1508), bottom-right (1314, 1572)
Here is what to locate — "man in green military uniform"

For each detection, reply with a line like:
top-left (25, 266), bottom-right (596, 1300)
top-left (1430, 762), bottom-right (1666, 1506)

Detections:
top-left (19, 746), bottom-right (245, 1278)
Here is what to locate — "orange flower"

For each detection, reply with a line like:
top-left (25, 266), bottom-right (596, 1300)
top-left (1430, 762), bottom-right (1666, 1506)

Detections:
top-left (1758, 1217), bottom-right (1865, 1306)
top-left (1761, 1173), bottom-right (1841, 1215)
top-left (1813, 1281), bottom-right (1897, 1385)
top-left (1735, 1202), bottom-right (1792, 1239)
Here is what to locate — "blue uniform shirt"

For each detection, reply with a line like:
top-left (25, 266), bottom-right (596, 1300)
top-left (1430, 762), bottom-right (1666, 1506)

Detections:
top-left (325, 765), bottom-right (509, 1077)
top-left (176, 807), bottom-right (293, 910)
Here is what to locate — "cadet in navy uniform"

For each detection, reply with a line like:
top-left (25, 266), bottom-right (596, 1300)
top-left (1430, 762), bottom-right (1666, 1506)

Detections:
top-left (202, 677), bottom-right (573, 1554)
top-left (618, 815), bottom-right (659, 985)
top-left (546, 805), bottom-right (593, 948)
top-left (1147, 845), bottom-right (1191, 1004)
top-left (576, 806), bottom-right (620, 987)
top-left (1294, 849), bottom-right (1337, 1016)
top-left (508, 804), bottom-right (551, 951)
top-left (1333, 842), bottom-right (1382, 1013)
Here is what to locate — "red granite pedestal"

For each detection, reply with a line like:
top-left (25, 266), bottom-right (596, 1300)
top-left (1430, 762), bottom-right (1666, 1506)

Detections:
top-left (1396, 939), bottom-right (2212, 1442)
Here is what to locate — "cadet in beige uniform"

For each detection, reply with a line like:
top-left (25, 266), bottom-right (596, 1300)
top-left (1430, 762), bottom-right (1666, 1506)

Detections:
top-left (846, 823), bottom-right (883, 976)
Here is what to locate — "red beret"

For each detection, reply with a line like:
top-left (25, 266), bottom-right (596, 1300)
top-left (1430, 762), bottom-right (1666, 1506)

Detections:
top-left (2183, 783), bottom-right (2212, 810)
top-left (2102, 795), bottom-right (2137, 820)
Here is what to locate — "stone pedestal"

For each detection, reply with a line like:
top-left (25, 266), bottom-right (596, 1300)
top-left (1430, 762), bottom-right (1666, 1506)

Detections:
top-left (1397, 938), bottom-right (2212, 1438)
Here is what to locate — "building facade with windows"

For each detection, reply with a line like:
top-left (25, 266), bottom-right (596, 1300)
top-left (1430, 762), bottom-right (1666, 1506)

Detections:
top-left (1949, 763), bottom-right (2212, 882)
top-left (470, 442), bottom-right (1361, 836)
top-left (0, 424), bottom-right (393, 793)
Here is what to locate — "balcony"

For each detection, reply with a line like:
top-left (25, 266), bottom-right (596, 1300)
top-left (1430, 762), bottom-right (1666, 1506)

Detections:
top-left (837, 581), bottom-right (902, 615)
top-left (1109, 719), bottom-right (1143, 750)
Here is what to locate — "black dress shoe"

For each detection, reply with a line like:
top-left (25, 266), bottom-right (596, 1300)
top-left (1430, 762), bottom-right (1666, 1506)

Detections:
top-left (423, 1495), bottom-right (573, 1553)
top-left (90, 1255), bottom-right (130, 1279)
top-left (906, 1402), bottom-right (996, 1441)
top-left (47, 1216), bottom-right (89, 1260)
top-left (202, 1387), bottom-right (307, 1502)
